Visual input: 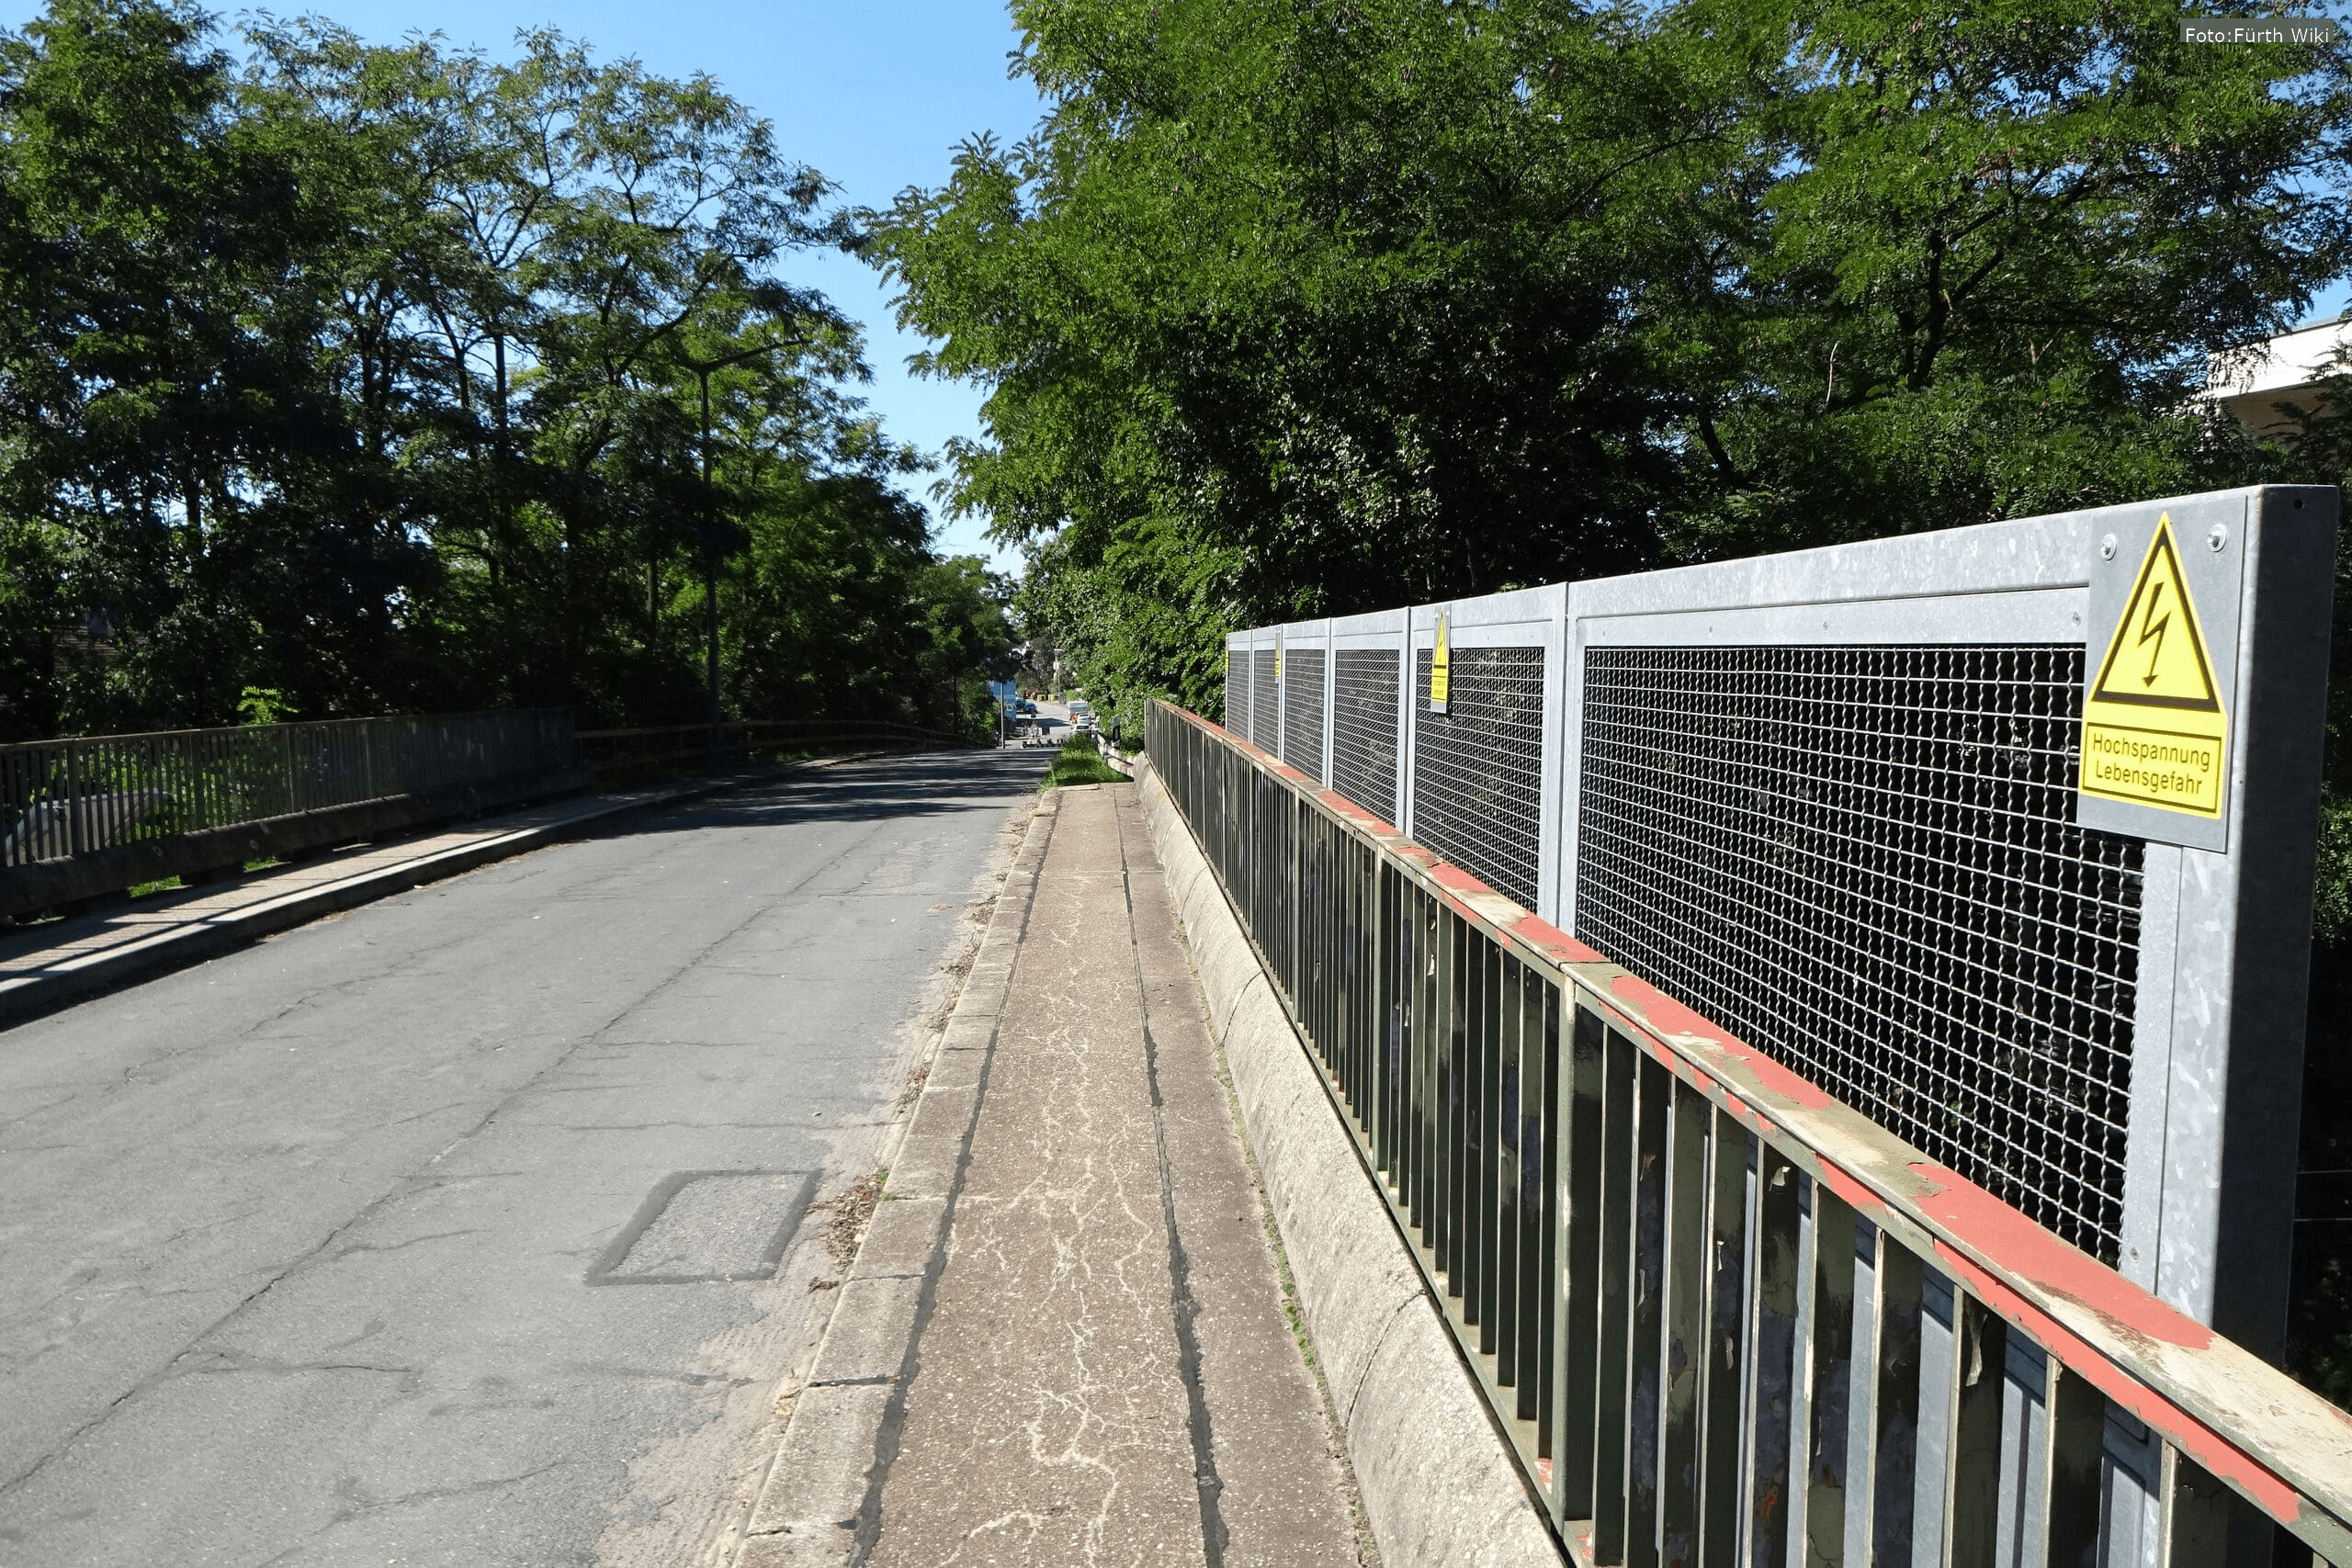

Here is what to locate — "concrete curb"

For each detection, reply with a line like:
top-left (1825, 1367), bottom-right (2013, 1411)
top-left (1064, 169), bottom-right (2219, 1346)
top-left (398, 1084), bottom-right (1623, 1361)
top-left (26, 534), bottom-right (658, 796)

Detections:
top-left (732, 789), bottom-right (1062, 1567)
top-left (1136, 763), bottom-right (1566, 1568)
top-left (0, 754), bottom-right (886, 1029)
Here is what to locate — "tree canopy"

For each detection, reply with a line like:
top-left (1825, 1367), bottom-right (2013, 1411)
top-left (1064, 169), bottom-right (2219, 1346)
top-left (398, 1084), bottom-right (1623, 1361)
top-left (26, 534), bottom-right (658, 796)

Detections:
top-left (871, 0), bottom-right (2352, 1402)
top-left (872, 0), bottom-right (2352, 734)
top-left (0, 0), bottom-right (1013, 740)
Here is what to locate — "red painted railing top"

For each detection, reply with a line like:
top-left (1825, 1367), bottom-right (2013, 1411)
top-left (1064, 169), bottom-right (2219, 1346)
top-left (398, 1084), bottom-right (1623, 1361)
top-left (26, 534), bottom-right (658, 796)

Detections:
top-left (1158, 699), bottom-right (2352, 1556)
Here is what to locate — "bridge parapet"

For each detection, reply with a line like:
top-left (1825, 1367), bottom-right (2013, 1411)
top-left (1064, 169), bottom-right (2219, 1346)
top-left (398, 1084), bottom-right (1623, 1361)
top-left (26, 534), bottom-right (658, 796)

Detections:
top-left (0, 712), bottom-right (983, 921)
top-left (0, 709), bottom-right (580, 918)
top-left (1161, 483), bottom-right (2349, 1568)
top-left (1151, 698), bottom-right (2349, 1565)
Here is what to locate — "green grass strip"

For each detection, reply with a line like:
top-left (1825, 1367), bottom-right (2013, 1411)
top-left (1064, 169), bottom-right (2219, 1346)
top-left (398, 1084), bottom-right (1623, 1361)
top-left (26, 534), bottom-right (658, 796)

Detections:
top-left (1042, 736), bottom-right (1129, 789)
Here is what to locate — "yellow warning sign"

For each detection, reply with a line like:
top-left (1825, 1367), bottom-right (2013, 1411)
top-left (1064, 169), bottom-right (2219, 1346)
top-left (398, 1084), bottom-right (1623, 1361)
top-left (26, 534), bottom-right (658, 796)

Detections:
top-left (2079, 514), bottom-right (2229, 818)
top-left (1273, 628), bottom-right (1283, 682)
top-left (1430, 611), bottom-right (1451, 712)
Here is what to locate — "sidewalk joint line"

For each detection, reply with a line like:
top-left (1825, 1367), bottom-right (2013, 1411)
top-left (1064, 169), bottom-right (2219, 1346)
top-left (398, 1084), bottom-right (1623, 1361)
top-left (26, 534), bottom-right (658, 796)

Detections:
top-left (1113, 791), bottom-right (1231, 1567)
top-left (844, 794), bottom-right (1058, 1567)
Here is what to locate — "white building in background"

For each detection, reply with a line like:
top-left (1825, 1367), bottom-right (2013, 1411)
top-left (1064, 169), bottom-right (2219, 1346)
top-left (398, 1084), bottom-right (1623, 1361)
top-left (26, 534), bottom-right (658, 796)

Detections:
top-left (2203, 315), bottom-right (2352, 435)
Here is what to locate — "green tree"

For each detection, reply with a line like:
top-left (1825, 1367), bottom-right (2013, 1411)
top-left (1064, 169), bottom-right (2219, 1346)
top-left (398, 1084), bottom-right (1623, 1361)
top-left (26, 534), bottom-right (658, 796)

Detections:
top-left (724, 408), bottom-right (1012, 736)
top-left (0, 1), bottom-right (1011, 742)
top-left (870, 0), bottom-right (1744, 719)
top-left (1670, 0), bottom-right (2351, 553)
top-left (242, 21), bottom-right (854, 718)
top-left (0, 0), bottom-right (418, 731)
top-left (876, 0), bottom-right (2352, 725)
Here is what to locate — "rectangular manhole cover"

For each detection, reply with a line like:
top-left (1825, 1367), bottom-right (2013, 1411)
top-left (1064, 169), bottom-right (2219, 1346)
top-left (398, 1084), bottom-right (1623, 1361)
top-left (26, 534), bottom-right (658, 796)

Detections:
top-left (586, 1169), bottom-right (819, 1285)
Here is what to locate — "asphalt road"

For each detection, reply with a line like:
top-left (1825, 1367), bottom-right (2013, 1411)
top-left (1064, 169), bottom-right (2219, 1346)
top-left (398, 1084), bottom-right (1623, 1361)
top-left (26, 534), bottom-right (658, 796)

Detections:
top-left (0, 749), bottom-right (1047, 1567)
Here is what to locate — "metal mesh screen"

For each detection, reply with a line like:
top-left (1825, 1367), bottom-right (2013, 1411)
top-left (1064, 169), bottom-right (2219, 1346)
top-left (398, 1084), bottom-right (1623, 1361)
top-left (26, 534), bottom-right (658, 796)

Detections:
top-left (1573, 645), bottom-right (2143, 1258)
top-left (1332, 649), bottom-right (1401, 825)
top-left (1226, 646), bottom-right (1247, 735)
top-left (1250, 650), bottom-right (1279, 750)
top-left (1282, 649), bottom-right (1328, 782)
top-left (1411, 646), bottom-right (1545, 909)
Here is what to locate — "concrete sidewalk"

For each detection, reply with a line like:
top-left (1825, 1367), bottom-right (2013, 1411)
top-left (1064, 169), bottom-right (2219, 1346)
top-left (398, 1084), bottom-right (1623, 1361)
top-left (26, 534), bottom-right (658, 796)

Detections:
top-left (740, 781), bottom-right (1371, 1567)
top-left (0, 761), bottom-right (865, 1026)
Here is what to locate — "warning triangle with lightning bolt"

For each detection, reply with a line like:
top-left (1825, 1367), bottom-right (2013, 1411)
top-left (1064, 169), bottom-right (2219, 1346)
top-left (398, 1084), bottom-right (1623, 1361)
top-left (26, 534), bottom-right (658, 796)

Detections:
top-left (2078, 514), bottom-right (2230, 818)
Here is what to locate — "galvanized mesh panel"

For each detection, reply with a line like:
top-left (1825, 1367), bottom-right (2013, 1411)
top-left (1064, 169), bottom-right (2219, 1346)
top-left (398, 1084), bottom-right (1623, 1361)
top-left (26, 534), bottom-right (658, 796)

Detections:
top-left (1573, 645), bottom-right (2143, 1258)
top-left (1332, 649), bottom-right (1401, 825)
top-left (1226, 646), bottom-right (1248, 735)
top-left (1251, 650), bottom-right (1279, 750)
top-left (1411, 647), bottom-right (1544, 909)
top-left (1281, 649), bottom-right (1328, 781)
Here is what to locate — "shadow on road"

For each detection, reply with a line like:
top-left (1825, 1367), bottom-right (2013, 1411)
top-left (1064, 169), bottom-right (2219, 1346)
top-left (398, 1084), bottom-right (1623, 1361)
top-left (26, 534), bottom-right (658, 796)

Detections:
top-left (604, 749), bottom-right (1056, 838)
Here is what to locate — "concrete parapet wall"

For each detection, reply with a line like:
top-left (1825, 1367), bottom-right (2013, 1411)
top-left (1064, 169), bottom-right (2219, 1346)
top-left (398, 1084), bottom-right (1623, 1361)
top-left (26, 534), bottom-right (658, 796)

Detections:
top-left (1138, 761), bottom-right (1564, 1568)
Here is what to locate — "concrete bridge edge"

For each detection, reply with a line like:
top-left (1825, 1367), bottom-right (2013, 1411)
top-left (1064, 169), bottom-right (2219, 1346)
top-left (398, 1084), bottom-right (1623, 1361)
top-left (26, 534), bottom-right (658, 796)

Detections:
top-left (1136, 761), bottom-right (1567, 1568)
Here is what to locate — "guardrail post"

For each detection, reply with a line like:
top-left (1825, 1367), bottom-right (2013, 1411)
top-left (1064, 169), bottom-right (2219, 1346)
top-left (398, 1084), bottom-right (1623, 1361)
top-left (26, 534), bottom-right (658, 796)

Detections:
top-left (1869, 1237), bottom-right (1923, 1566)
top-left (1804, 1189), bottom-right (1859, 1567)
top-left (1594, 1021), bottom-right (1636, 1561)
top-left (1943, 1295), bottom-right (2006, 1568)
top-left (1700, 1104), bottom-right (1748, 1567)
top-left (1557, 1004), bottom-right (1603, 1525)
top-left (2044, 1366), bottom-right (2104, 1568)
top-left (1749, 1147), bottom-right (1801, 1568)
top-left (62, 741), bottom-right (81, 859)
top-left (1627, 1055), bottom-right (1669, 1568)
top-left (1661, 1077), bottom-right (1710, 1567)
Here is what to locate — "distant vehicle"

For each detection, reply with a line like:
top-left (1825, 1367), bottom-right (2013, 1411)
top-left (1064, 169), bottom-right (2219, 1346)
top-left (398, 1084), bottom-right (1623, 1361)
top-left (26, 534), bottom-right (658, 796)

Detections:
top-left (1068, 701), bottom-right (1091, 722)
top-left (1015, 698), bottom-right (1037, 716)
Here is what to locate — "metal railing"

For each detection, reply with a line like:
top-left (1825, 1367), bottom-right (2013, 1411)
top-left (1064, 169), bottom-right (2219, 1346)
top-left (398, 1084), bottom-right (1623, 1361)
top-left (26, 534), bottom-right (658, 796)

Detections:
top-left (1228, 488), bottom-right (2342, 1361)
top-left (0, 710), bottom-right (573, 869)
top-left (1149, 699), bottom-right (2352, 1568)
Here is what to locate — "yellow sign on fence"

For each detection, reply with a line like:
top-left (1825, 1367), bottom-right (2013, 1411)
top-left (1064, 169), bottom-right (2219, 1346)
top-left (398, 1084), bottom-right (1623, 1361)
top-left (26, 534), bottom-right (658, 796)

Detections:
top-left (1430, 611), bottom-right (1451, 713)
top-left (2079, 514), bottom-right (2230, 818)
